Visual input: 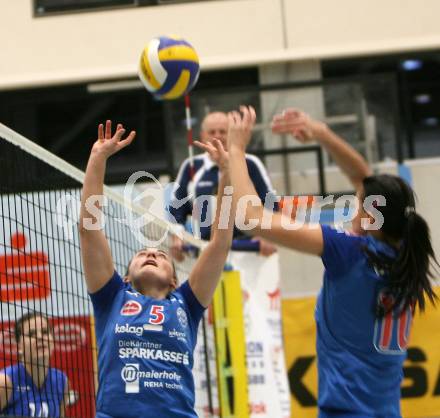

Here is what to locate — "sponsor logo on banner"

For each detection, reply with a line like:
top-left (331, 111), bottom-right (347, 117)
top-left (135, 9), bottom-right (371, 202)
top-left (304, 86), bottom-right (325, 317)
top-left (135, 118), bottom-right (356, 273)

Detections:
top-left (247, 341), bottom-right (266, 385)
top-left (193, 254), bottom-right (291, 418)
top-left (121, 363), bottom-right (140, 393)
top-left (283, 289), bottom-right (440, 418)
top-left (237, 253), bottom-right (291, 418)
top-left (267, 288), bottom-right (281, 311)
top-left (121, 301), bottom-right (142, 316)
top-left (0, 232), bottom-right (51, 302)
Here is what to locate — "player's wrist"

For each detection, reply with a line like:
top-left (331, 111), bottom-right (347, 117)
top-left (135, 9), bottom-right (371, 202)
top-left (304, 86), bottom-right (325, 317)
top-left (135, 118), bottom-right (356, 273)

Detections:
top-left (90, 148), bottom-right (110, 162)
top-left (312, 121), bottom-right (330, 142)
top-left (229, 143), bottom-right (246, 155)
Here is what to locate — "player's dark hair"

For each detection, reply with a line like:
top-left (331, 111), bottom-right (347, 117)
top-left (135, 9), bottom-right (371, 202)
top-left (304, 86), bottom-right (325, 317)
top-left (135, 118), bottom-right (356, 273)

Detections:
top-left (362, 174), bottom-right (438, 315)
top-left (15, 312), bottom-right (52, 342)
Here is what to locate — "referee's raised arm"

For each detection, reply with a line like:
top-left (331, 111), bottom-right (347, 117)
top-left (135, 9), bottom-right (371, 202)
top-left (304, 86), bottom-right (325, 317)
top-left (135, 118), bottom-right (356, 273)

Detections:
top-left (79, 120), bottom-right (136, 293)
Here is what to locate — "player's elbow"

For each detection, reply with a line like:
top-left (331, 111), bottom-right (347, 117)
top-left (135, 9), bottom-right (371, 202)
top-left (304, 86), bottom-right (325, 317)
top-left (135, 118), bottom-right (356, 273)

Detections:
top-left (356, 162), bottom-right (373, 180)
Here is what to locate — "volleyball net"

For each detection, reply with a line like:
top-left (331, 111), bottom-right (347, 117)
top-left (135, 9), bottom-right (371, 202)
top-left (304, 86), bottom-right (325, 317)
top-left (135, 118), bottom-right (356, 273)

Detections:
top-left (0, 123), bottom-right (212, 417)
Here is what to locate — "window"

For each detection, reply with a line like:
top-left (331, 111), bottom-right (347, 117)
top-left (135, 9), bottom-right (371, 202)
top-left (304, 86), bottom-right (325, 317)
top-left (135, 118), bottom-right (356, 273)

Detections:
top-left (34, 0), bottom-right (217, 16)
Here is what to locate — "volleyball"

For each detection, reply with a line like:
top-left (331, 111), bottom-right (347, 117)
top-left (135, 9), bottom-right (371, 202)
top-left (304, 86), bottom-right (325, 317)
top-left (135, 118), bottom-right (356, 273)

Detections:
top-left (138, 36), bottom-right (200, 100)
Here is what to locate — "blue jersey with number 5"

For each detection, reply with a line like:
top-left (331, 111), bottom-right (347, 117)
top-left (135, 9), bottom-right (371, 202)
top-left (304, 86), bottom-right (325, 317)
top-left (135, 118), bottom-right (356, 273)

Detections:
top-left (90, 271), bottom-right (205, 418)
top-left (1, 363), bottom-right (67, 417)
top-left (316, 225), bottom-right (412, 418)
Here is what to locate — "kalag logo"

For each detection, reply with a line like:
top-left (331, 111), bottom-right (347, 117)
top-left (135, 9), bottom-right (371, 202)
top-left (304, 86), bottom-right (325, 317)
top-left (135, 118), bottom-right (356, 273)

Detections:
top-left (115, 323), bottom-right (144, 336)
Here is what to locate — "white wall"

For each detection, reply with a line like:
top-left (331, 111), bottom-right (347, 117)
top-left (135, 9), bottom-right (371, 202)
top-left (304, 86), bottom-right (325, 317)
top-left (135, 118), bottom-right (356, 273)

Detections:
top-left (0, 0), bottom-right (284, 89)
top-left (283, 0), bottom-right (440, 59)
top-left (2, 0), bottom-right (440, 89)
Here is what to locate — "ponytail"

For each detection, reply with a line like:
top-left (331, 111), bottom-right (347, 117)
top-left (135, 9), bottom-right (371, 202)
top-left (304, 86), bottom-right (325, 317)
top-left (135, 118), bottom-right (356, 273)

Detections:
top-left (389, 210), bottom-right (438, 312)
top-left (362, 175), bottom-right (438, 314)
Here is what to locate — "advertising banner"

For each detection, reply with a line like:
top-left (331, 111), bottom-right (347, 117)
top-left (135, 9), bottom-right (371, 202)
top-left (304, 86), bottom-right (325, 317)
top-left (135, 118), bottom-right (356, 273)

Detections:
top-left (282, 288), bottom-right (440, 418)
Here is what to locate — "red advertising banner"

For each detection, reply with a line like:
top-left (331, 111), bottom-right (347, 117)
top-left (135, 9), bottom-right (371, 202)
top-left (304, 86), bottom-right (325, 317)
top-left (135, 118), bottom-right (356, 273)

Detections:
top-left (0, 232), bottom-right (51, 302)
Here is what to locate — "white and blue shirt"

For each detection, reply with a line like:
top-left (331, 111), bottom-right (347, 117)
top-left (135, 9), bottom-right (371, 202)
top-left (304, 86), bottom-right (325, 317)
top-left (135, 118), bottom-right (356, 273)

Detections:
top-left (1, 363), bottom-right (67, 417)
top-left (317, 225), bottom-right (412, 418)
top-left (90, 271), bottom-right (205, 418)
top-left (169, 153), bottom-right (278, 240)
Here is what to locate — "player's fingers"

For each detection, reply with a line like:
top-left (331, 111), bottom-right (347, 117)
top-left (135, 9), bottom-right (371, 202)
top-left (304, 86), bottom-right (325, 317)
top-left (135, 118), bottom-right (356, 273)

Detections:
top-left (249, 106), bottom-right (257, 126)
top-left (240, 105), bottom-right (249, 123)
top-left (271, 119), bottom-right (290, 133)
top-left (271, 116), bottom-right (284, 126)
top-left (198, 141), bottom-right (218, 158)
top-left (271, 116), bottom-right (283, 128)
top-left (212, 139), bottom-right (225, 153)
top-left (98, 124), bottom-right (104, 142)
top-left (293, 128), bottom-right (306, 142)
top-left (114, 128), bottom-right (126, 141)
top-left (105, 120), bottom-right (112, 139)
top-left (119, 131), bottom-right (136, 148)
top-left (239, 105), bottom-right (250, 126)
top-left (193, 140), bottom-right (205, 148)
top-left (283, 108), bottom-right (300, 118)
top-left (230, 110), bottom-right (241, 126)
top-left (285, 111), bottom-right (305, 125)
top-left (194, 140), bottom-right (212, 152)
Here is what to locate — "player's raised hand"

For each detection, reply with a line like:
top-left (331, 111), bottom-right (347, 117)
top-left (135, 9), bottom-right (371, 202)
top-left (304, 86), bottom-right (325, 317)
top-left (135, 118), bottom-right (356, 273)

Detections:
top-left (194, 138), bottom-right (229, 172)
top-left (91, 120), bottom-right (136, 159)
top-left (227, 105), bottom-right (257, 152)
top-left (271, 108), bottom-right (325, 143)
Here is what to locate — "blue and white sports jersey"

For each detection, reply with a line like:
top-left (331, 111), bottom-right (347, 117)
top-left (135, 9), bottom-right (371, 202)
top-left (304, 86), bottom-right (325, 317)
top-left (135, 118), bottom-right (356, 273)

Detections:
top-left (169, 153), bottom-right (278, 240)
top-left (90, 271), bottom-right (205, 418)
top-left (1, 363), bottom-right (67, 417)
top-left (317, 225), bottom-right (412, 418)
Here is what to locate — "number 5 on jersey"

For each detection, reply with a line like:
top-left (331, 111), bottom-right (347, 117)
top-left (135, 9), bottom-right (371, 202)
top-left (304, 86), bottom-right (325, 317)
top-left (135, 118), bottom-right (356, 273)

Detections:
top-left (149, 305), bottom-right (165, 325)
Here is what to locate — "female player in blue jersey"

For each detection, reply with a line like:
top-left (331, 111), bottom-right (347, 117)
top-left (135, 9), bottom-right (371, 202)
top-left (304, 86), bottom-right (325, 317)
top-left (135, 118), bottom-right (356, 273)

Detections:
top-left (79, 120), bottom-right (234, 418)
top-left (0, 312), bottom-right (69, 417)
top-left (227, 106), bottom-right (438, 418)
